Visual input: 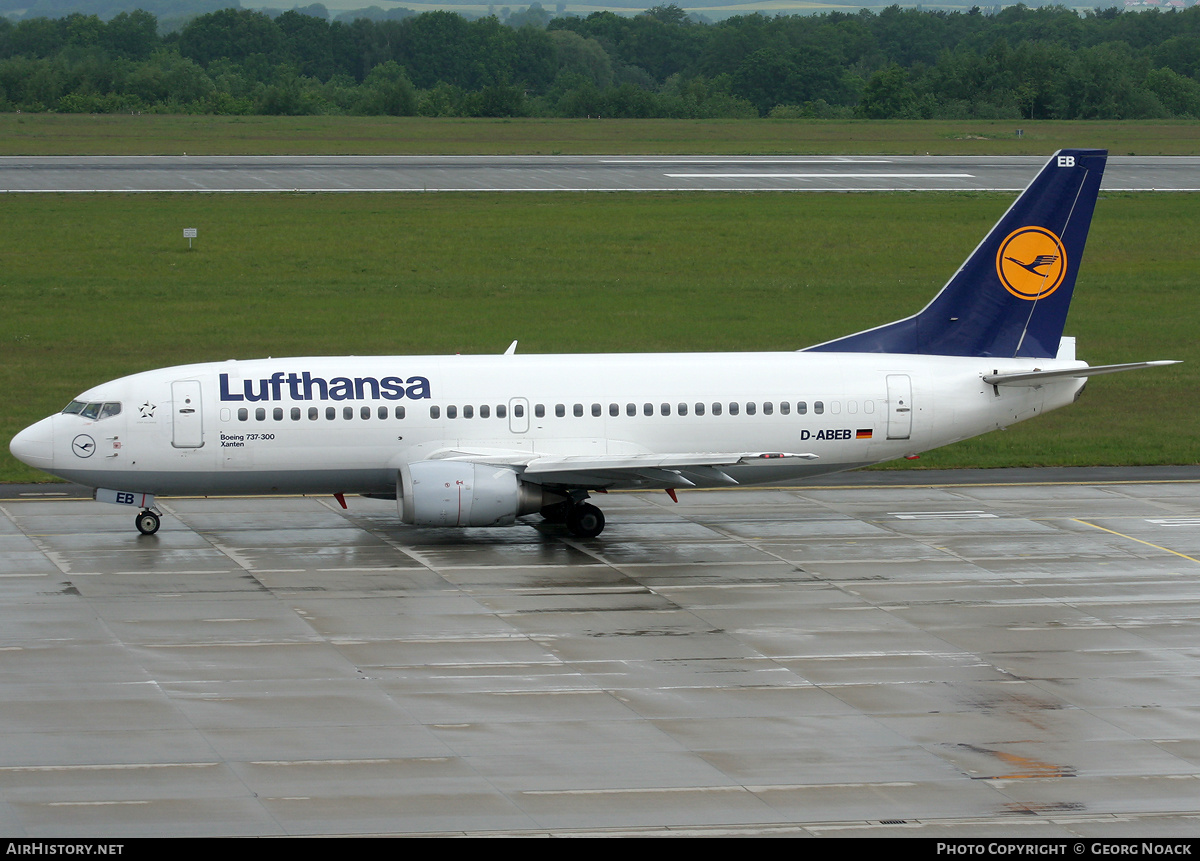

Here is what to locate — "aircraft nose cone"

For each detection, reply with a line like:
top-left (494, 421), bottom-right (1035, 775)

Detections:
top-left (10, 416), bottom-right (55, 469)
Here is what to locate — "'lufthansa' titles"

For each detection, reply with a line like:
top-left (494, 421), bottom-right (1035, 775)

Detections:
top-left (219, 372), bottom-right (431, 402)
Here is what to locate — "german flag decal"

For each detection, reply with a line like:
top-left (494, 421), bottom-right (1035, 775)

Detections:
top-left (856, 429), bottom-right (873, 439)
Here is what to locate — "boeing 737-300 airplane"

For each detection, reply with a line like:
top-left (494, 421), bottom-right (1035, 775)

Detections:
top-left (9, 149), bottom-right (1177, 537)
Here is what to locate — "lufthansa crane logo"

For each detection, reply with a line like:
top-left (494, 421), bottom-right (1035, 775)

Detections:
top-left (72, 434), bottom-right (96, 458)
top-left (996, 226), bottom-right (1067, 301)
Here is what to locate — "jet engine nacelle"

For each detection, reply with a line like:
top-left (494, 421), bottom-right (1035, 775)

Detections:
top-left (398, 460), bottom-right (550, 527)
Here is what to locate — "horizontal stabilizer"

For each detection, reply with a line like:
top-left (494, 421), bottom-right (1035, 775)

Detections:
top-left (983, 361), bottom-right (1179, 387)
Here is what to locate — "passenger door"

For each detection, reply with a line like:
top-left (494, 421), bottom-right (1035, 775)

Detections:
top-left (172, 380), bottom-right (204, 448)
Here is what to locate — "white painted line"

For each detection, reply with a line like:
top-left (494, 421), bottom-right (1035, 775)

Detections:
top-left (891, 510), bottom-right (997, 520)
top-left (665, 172), bottom-right (975, 179)
top-left (602, 158), bottom-right (893, 164)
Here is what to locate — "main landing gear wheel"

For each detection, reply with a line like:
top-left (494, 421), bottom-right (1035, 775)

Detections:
top-left (135, 510), bottom-right (160, 535)
top-left (566, 503), bottom-right (605, 538)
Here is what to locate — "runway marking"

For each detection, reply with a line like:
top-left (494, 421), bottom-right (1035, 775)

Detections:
top-left (890, 510), bottom-right (997, 520)
top-left (601, 158), bottom-right (893, 164)
top-left (142, 640), bottom-right (329, 648)
top-left (250, 758), bottom-right (412, 766)
top-left (664, 172), bottom-right (974, 179)
top-left (522, 781), bottom-right (916, 795)
top-left (1073, 518), bottom-right (1200, 566)
top-left (521, 785), bottom-right (748, 796)
top-left (110, 570), bottom-right (231, 576)
top-left (1, 762), bottom-right (218, 771)
top-left (316, 566), bottom-right (409, 572)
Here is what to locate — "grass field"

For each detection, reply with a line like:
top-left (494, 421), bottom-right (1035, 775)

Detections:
top-left (4, 115), bottom-right (1200, 155)
top-left (1, 189), bottom-right (1195, 482)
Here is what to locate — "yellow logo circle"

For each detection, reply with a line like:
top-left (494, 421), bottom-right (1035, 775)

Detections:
top-left (996, 226), bottom-right (1067, 301)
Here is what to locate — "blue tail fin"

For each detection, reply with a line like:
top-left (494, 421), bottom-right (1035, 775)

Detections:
top-left (806, 149), bottom-right (1107, 359)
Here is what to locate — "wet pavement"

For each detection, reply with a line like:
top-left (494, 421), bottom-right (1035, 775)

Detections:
top-left (1, 473), bottom-right (1199, 836)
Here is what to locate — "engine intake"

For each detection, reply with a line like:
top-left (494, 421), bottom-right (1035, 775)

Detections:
top-left (398, 461), bottom-right (551, 527)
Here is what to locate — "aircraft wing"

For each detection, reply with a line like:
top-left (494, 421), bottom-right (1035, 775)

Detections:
top-left (983, 361), bottom-right (1179, 387)
top-left (428, 449), bottom-right (819, 489)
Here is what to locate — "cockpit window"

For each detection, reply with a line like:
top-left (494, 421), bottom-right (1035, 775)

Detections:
top-left (63, 401), bottom-right (121, 420)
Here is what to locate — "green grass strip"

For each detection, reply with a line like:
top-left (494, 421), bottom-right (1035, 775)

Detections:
top-left (5, 115), bottom-right (1200, 156)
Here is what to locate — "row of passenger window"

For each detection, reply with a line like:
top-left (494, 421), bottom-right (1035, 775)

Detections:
top-left (434, 401), bottom-right (838, 419)
top-left (232, 399), bottom-right (873, 422)
top-left (235, 405), bottom-right (412, 422)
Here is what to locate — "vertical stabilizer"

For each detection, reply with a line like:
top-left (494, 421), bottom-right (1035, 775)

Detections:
top-left (806, 149), bottom-right (1107, 359)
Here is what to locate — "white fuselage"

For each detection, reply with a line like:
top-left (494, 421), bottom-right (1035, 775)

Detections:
top-left (14, 351), bottom-right (1087, 496)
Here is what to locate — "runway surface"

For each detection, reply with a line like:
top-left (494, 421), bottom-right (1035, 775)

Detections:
top-left (2, 468), bottom-right (1199, 836)
top-left (3, 154), bottom-right (1200, 192)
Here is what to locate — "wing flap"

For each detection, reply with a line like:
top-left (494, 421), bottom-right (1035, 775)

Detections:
top-left (522, 452), bottom-right (818, 475)
top-left (428, 449), bottom-right (818, 488)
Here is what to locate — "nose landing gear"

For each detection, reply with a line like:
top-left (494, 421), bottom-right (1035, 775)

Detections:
top-left (135, 509), bottom-right (161, 535)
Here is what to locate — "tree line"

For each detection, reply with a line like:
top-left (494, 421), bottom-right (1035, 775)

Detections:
top-left (3, 4), bottom-right (1200, 119)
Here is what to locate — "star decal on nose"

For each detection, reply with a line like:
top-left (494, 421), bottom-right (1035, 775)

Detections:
top-left (139, 402), bottom-right (156, 418)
